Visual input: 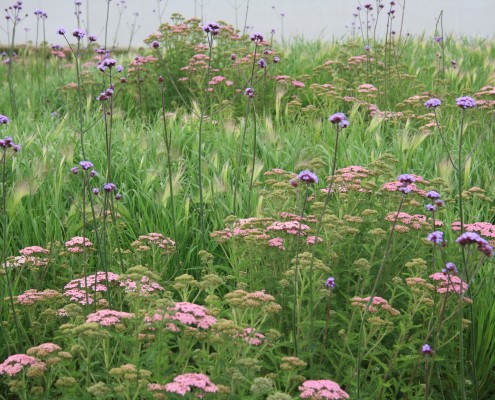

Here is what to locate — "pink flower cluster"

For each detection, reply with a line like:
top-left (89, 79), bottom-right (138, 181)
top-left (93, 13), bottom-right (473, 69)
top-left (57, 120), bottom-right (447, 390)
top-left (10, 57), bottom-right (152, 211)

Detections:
top-left (64, 271), bottom-right (120, 305)
top-left (19, 246), bottom-right (49, 256)
top-left (86, 309), bottom-right (135, 326)
top-left (384, 212), bottom-right (430, 230)
top-left (17, 289), bottom-right (61, 306)
top-left (64, 236), bottom-right (93, 253)
top-left (321, 165), bottom-right (373, 194)
top-left (120, 275), bottom-right (164, 295)
top-left (451, 221), bottom-right (495, 239)
top-left (268, 237), bottom-right (285, 250)
top-left (237, 327), bottom-right (266, 346)
top-left (382, 181), bottom-right (427, 197)
top-left (0, 354), bottom-right (45, 377)
top-left (132, 232), bottom-right (176, 255)
top-left (299, 379), bottom-right (349, 399)
top-left (145, 302), bottom-right (217, 331)
top-left (27, 343), bottom-right (61, 357)
top-left (429, 272), bottom-right (468, 296)
top-left (267, 221), bottom-right (311, 236)
top-left (157, 373), bottom-right (218, 398)
top-left (351, 296), bottom-right (400, 315)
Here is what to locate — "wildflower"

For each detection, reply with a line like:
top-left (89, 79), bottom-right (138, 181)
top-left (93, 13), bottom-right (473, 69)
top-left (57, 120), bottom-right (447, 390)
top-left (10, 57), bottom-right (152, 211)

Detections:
top-left (57, 27), bottom-right (66, 35)
top-left (115, 193), bottom-right (122, 200)
top-left (325, 277), bottom-right (335, 289)
top-left (162, 373), bottom-right (218, 397)
top-left (456, 96), bottom-right (476, 109)
top-left (297, 170), bottom-right (318, 184)
top-left (202, 21), bottom-right (220, 35)
top-left (299, 379), bottom-right (349, 399)
top-left (425, 190), bottom-right (441, 200)
top-left (250, 32), bottom-right (264, 43)
top-left (230, 53), bottom-right (236, 60)
top-left (422, 344), bottom-right (433, 355)
top-left (257, 58), bottom-right (267, 68)
top-left (72, 29), bottom-right (85, 39)
top-left (70, 167), bottom-right (78, 174)
top-left (291, 80), bottom-right (305, 88)
top-left (151, 40), bottom-right (160, 49)
top-left (424, 98), bottom-right (441, 109)
top-left (79, 160), bottom-right (93, 170)
top-left (364, 3), bottom-right (373, 10)
top-left (451, 59), bottom-right (457, 68)
top-left (434, 36), bottom-right (442, 43)
top-left (398, 174), bottom-right (416, 185)
top-left (0, 354), bottom-right (45, 377)
top-left (92, 188), bottom-right (100, 195)
top-left (273, 56), bottom-right (280, 63)
top-left (425, 203), bottom-right (437, 212)
top-left (88, 34), bottom-right (97, 42)
top-left (103, 182), bottom-right (116, 192)
top-left (364, 45), bottom-right (370, 51)
top-left (245, 87), bottom-right (255, 98)
top-left (443, 262), bottom-right (458, 275)
top-left (0, 114), bottom-right (9, 124)
top-left (427, 231), bottom-right (444, 244)
top-left (328, 113), bottom-right (350, 128)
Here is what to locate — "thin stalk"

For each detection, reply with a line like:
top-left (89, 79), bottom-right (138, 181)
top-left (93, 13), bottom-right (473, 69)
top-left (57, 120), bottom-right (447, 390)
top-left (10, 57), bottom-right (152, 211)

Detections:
top-left (356, 194), bottom-right (405, 399)
top-left (247, 101), bottom-right (257, 212)
top-left (159, 79), bottom-right (179, 266)
top-left (292, 185), bottom-right (310, 356)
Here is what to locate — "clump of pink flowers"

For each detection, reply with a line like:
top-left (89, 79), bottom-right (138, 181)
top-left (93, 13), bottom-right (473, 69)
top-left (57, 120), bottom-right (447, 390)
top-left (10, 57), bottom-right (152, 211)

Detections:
top-left (145, 302), bottom-right (217, 332)
top-left (86, 309), bottom-right (135, 326)
top-left (237, 327), bottom-right (266, 345)
top-left (0, 354), bottom-right (45, 377)
top-left (351, 296), bottom-right (400, 315)
top-left (64, 236), bottom-right (93, 253)
top-left (163, 373), bottom-right (218, 398)
top-left (298, 379), bottom-right (349, 399)
top-left (131, 232), bottom-right (176, 255)
top-left (63, 271), bottom-right (120, 305)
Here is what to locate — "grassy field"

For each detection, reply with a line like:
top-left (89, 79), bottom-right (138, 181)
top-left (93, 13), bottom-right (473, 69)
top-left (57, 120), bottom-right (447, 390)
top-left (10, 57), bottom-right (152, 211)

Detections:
top-left (1, 7), bottom-right (495, 400)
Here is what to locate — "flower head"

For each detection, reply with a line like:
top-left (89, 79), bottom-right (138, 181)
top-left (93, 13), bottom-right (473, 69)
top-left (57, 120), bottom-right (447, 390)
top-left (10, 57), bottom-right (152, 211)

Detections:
top-left (103, 182), bottom-right (117, 192)
top-left (456, 96), bottom-right (476, 109)
top-left (79, 160), bottom-right (93, 170)
top-left (202, 21), bottom-right (220, 35)
top-left (422, 344), bottom-right (433, 355)
top-left (72, 29), bottom-right (85, 39)
top-left (88, 34), bottom-right (97, 42)
top-left (257, 58), bottom-right (267, 68)
top-left (325, 277), bottom-right (335, 289)
top-left (424, 98), bottom-right (441, 109)
top-left (297, 170), bottom-right (318, 184)
top-left (328, 113), bottom-right (350, 128)
top-left (57, 27), bottom-right (66, 35)
top-left (250, 32), bottom-right (264, 43)
top-left (245, 87), bottom-right (255, 98)
top-left (425, 190), bottom-right (441, 200)
top-left (427, 231), bottom-right (444, 245)
top-left (0, 114), bottom-right (9, 124)
top-left (151, 40), bottom-right (160, 49)
top-left (398, 174), bottom-right (416, 185)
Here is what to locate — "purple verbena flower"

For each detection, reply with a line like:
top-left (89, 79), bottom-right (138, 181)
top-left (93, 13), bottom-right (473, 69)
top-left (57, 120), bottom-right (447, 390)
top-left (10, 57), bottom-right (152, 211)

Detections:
top-left (325, 277), bottom-right (335, 289)
top-left (151, 40), bottom-right (160, 49)
top-left (250, 33), bottom-right (264, 43)
top-left (456, 96), bottom-right (476, 109)
top-left (398, 174), bottom-right (416, 185)
top-left (72, 29), bottom-right (86, 39)
top-left (427, 231), bottom-right (444, 244)
top-left (443, 262), bottom-right (458, 275)
top-left (103, 183), bottom-right (116, 192)
top-left (88, 34), bottom-right (97, 42)
top-left (70, 167), bottom-right (78, 174)
top-left (425, 204), bottom-right (436, 212)
top-left (273, 56), bottom-right (280, 63)
top-left (245, 87), bottom-right (255, 98)
top-left (257, 58), bottom-right (267, 68)
top-left (115, 193), bottom-right (122, 200)
top-left (424, 98), bottom-right (441, 109)
top-left (79, 160), bottom-right (94, 170)
top-left (422, 344), bottom-right (433, 355)
top-left (328, 113), bottom-right (349, 128)
top-left (92, 188), bottom-right (100, 195)
top-left (297, 170), bottom-right (318, 184)
top-left (0, 114), bottom-right (10, 124)
top-left (425, 190), bottom-right (441, 200)
top-left (202, 21), bottom-right (220, 36)
top-left (57, 27), bottom-right (66, 35)
top-left (451, 59), bottom-right (457, 68)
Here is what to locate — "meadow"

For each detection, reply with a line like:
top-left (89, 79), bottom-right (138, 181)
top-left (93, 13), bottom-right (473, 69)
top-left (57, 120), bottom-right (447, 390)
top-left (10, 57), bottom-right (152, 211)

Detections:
top-left (1, 1), bottom-right (495, 399)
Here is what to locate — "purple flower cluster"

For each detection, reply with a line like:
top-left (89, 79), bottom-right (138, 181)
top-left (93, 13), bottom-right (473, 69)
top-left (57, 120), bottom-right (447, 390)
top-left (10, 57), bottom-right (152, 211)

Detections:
top-left (103, 182), bottom-right (117, 192)
top-left (456, 96), bottom-right (476, 109)
top-left (427, 231), bottom-right (444, 245)
top-left (424, 98), bottom-right (441, 109)
top-left (328, 112), bottom-right (350, 128)
top-left (97, 84), bottom-right (115, 101)
top-left (396, 174), bottom-right (415, 195)
top-left (202, 21), bottom-right (220, 36)
top-left (79, 160), bottom-right (93, 170)
top-left (425, 190), bottom-right (443, 211)
top-left (0, 114), bottom-right (10, 125)
top-left (442, 262), bottom-right (458, 275)
top-left (250, 33), bottom-right (264, 43)
top-left (98, 58), bottom-right (122, 73)
top-left (33, 9), bottom-right (47, 18)
top-left (151, 40), bottom-right (160, 49)
top-left (422, 344), bottom-right (433, 355)
top-left (257, 58), bottom-right (267, 68)
top-left (456, 232), bottom-right (493, 257)
top-left (0, 136), bottom-right (21, 152)
top-left (57, 27), bottom-right (66, 35)
top-left (325, 277), bottom-right (335, 289)
top-left (245, 87), bottom-right (255, 98)
top-left (297, 170), bottom-right (318, 184)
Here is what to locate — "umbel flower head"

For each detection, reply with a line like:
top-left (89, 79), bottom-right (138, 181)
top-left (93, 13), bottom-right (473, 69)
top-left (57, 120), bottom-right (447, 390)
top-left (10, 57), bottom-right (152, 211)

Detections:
top-left (250, 32), bottom-right (264, 43)
top-left (245, 87), bottom-right (255, 98)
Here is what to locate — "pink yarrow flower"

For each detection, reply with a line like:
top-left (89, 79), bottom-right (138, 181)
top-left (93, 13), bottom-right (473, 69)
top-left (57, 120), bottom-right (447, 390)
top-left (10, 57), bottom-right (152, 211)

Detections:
top-left (299, 379), bottom-right (349, 399)
top-left (164, 373), bottom-right (218, 398)
top-left (0, 354), bottom-right (45, 377)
